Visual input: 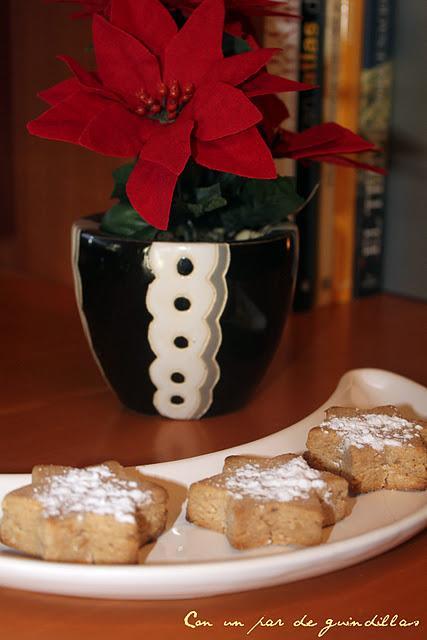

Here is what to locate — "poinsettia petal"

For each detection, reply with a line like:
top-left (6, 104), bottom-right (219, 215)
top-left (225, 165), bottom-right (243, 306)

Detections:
top-left (164, 0), bottom-right (224, 87)
top-left (313, 122), bottom-right (361, 148)
top-left (278, 123), bottom-right (377, 157)
top-left (126, 159), bottom-right (178, 230)
top-left (275, 126), bottom-right (334, 155)
top-left (79, 102), bottom-right (156, 157)
top-left (140, 118), bottom-right (193, 174)
top-left (38, 78), bottom-right (80, 105)
top-left (209, 48), bottom-right (279, 86)
top-left (58, 55), bottom-right (101, 89)
top-left (93, 15), bottom-right (160, 98)
top-left (27, 91), bottom-right (109, 144)
top-left (314, 132), bottom-right (376, 155)
top-left (242, 72), bottom-right (313, 96)
top-left (254, 95), bottom-right (289, 144)
top-left (126, 118), bottom-right (193, 228)
top-left (110, 0), bottom-right (177, 57)
top-left (194, 82), bottom-right (261, 141)
top-left (309, 154), bottom-right (387, 174)
top-left (256, 95), bottom-right (289, 123)
top-left (224, 21), bottom-right (244, 38)
top-left (274, 124), bottom-right (385, 174)
top-left (193, 126), bottom-right (276, 178)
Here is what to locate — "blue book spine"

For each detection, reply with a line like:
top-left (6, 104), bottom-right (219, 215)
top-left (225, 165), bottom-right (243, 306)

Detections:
top-left (354, 0), bottom-right (395, 297)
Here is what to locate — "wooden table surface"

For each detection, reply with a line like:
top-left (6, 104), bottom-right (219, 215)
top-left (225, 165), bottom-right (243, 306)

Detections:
top-left (0, 271), bottom-right (426, 640)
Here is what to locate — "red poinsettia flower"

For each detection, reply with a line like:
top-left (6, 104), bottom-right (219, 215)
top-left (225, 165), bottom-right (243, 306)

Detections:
top-left (274, 123), bottom-right (387, 174)
top-left (30, 0), bottom-right (310, 229)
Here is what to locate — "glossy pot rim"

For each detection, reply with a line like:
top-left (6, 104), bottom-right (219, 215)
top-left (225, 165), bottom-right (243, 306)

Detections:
top-left (74, 214), bottom-right (298, 248)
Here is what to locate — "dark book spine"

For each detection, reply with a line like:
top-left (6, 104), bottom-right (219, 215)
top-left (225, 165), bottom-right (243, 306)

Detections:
top-left (293, 0), bottom-right (325, 311)
top-left (354, 0), bottom-right (395, 297)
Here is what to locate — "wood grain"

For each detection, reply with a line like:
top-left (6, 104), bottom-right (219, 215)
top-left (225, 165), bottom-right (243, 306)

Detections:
top-left (0, 1), bottom-right (14, 238)
top-left (1, 1), bottom-right (122, 283)
top-left (0, 272), bottom-right (426, 639)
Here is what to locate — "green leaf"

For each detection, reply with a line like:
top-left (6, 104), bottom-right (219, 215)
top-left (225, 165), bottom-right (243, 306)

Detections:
top-left (220, 177), bottom-right (304, 233)
top-left (111, 162), bottom-right (135, 200)
top-left (182, 182), bottom-right (227, 218)
top-left (102, 161), bottom-right (303, 242)
top-left (194, 183), bottom-right (222, 203)
top-left (203, 195), bottom-right (227, 212)
top-left (101, 202), bottom-right (158, 240)
top-left (193, 183), bottom-right (227, 213)
top-left (186, 203), bottom-right (204, 216)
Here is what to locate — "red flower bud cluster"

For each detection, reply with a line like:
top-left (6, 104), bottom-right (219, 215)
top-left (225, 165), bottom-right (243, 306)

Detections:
top-left (135, 81), bottom-right (195, 122)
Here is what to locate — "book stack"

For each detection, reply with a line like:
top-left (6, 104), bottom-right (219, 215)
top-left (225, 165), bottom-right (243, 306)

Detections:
top-left (265, 0), bottom-right (395, 309)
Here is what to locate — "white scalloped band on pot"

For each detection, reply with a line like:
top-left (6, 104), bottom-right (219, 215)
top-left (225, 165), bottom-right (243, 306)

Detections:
top-left (72, 216), bottom-right (298, 418)
top-left (145, 243), bottom-right (231, 419)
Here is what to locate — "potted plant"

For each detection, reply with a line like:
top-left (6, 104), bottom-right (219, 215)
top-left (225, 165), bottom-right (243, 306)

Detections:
top-left (29, 0), bottom-right (382, 419)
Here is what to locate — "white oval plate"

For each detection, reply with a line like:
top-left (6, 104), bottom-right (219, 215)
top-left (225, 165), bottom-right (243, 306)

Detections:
top-left (0, 368), bottom-right (426, 600)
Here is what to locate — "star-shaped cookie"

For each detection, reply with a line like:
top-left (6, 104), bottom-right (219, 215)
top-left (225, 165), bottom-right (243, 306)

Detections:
top-left (0, 461), bottom-right (167, 564)
top-left (186, 454), bottom-right (349, 549)
top-left (306, 405), bottom-right (427, 493)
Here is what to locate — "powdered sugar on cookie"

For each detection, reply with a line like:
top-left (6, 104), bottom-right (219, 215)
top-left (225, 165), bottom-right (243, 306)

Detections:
top-left (321, 414), bottom-right (423, 452)
top-left (33, 464), bottom-right (151, 523)
top-left (225, 456), bottom-right (330, 502)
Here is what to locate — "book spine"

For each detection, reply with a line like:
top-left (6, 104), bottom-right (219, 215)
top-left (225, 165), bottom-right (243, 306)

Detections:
top-left (264, 0), bottom-right (302, 177)
top-left (293, 0), bottom-right (325, 312)
top-left (315, 0), bottom-right (342, 306)
top-left (353, 0), bottom-right (395, 297)
top-left (331, 0), bottom-right (365, 304)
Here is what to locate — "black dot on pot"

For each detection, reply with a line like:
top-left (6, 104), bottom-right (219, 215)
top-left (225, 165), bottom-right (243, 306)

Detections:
top-left (171, 372), bottom-right (185, 383)
top-left (177, 257), bottom-right (193, 276)
top-left (174, 336), bottom-right (189, 348)
top-left (174, 297), bottom-right (191, 311)
top-left (171, 395), bottom-right (184, 405)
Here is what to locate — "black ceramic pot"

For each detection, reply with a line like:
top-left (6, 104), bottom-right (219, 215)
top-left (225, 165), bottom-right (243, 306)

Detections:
top-left (72, 215), bottom-right (298, 419)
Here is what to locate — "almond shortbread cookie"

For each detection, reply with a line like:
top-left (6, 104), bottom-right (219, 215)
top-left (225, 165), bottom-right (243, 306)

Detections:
top-left (186, 454), bottom-right (349, 549)
top-left (306, 406), bottom-right (427, 493)
top-left (0, 461), bottom-right (167, 564)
